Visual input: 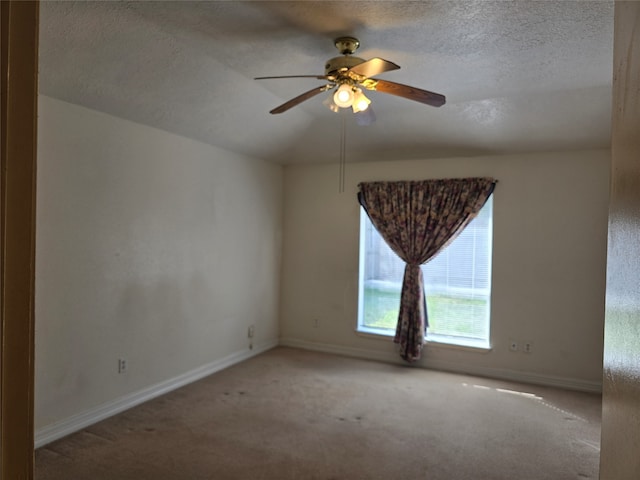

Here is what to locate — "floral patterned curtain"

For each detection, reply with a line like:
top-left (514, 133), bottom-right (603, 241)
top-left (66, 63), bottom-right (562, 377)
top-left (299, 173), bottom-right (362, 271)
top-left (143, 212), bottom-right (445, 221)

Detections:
top-left (358, 178), bottom-right (496, 362)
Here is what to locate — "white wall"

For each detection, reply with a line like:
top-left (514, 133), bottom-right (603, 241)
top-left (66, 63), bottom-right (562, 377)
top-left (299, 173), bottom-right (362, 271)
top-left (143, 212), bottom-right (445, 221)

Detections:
top-left (34, 95), bottom-right (608, 444)
top-left (35, 96), bottom-right (283, 433)
top-left (280, 150), bottom-right (610, 390)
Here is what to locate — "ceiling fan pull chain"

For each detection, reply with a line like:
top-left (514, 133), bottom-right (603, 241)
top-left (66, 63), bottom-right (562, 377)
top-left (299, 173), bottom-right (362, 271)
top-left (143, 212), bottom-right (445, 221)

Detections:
top-left (339, 116), bottom-right (346, 193)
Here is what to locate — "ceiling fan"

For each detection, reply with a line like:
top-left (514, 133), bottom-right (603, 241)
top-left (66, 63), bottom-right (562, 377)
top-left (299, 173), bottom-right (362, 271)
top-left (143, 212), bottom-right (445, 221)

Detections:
top-left (255, 36), bottom-right (446, 116)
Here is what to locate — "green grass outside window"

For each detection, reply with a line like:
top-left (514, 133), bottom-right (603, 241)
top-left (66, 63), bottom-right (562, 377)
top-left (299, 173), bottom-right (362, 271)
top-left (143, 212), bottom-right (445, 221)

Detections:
top-left (363, 286), bottom-right (488, 338)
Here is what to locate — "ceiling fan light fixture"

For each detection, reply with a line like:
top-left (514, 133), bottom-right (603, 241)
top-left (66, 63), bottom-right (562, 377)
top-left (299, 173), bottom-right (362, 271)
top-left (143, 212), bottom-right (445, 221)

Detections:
top-left (352, 88), bottom-right (371, 113)
top-left (323, 95), bottom-right (340, 113)
top-left (333, 83), bottom-right (355, 108)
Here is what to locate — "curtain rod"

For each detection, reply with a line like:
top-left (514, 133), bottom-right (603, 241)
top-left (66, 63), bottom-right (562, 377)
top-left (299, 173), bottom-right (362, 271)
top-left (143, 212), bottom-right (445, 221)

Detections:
top-left (357, 178), bottom-right (499, 188)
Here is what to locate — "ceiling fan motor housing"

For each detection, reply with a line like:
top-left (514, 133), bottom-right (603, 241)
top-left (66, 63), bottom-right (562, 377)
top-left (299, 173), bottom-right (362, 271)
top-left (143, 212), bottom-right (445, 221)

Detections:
top-left (325, 55), bottom-right (366, 77)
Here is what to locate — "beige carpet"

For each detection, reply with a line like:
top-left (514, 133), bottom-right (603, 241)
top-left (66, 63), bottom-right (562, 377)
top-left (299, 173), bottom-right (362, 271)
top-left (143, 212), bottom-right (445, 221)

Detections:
top-left (36, 347), bottom-right (601, 479)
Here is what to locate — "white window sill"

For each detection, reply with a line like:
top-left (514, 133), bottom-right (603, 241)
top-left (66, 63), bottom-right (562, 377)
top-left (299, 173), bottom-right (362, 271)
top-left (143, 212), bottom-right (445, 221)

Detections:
top-left (355, 327), bottom-right (492, 353)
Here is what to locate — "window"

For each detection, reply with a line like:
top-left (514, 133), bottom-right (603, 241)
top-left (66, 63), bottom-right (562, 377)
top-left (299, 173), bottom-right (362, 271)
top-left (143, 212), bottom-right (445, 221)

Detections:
top-left (357, 195), bottom-right (493, 348)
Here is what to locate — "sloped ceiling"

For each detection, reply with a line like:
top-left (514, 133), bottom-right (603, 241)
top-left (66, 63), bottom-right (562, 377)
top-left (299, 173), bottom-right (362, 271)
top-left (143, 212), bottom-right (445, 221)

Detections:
top-left (38, 1), bottom-right (614, 165)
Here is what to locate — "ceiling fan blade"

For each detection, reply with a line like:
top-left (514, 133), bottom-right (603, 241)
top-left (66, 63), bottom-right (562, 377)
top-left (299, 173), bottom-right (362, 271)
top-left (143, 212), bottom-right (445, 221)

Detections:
top-left (269, 85), bottom-right (334, 114)
top-left (348, 58), bottom-right (400, 78)
top-left (255, 75), bottom-right (328, 80)
top-left (370, 79), bottom-right (446, 107)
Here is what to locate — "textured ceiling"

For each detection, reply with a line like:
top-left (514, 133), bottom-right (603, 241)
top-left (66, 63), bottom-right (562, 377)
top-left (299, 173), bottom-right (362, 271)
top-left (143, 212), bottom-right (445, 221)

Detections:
top-left (38, 1), bottom-right (614, 165)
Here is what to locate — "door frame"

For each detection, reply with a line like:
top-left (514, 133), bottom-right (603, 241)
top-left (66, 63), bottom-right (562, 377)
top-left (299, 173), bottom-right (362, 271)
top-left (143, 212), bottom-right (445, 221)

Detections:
top-left (0, 1), bottom-right (39, 478)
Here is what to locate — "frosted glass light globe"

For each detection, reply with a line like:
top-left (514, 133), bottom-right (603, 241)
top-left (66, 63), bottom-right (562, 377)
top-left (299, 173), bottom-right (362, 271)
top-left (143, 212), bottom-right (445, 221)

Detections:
top-left (333, 84), bottom-right (355, 108)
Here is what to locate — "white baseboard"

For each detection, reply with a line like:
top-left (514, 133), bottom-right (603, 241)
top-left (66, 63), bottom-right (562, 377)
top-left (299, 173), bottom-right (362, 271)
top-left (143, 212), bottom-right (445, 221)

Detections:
top-left (278, 337), bottom-right (602, 393)
top-left (35, 340), bottom-right (278, 449)
top-left (36, 336), bottom-right (601, 448)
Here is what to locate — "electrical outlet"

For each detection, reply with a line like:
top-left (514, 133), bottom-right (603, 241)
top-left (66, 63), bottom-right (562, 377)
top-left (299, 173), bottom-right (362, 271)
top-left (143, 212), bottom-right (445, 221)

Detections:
top-left (248, 325), bottom-right (255, 338)
top-left (118, 358), bottom-right (128, 374)
top-left (523, 341), bottom-right (534, 354)
top-left (509, 340), bottom-right (518, 352)
top-left (313, 318), bottom-right (319, 328)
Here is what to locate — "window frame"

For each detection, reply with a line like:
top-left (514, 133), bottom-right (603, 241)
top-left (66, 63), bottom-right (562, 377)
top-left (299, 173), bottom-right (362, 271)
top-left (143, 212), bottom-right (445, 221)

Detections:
top-left (356, 198), bottom-right (493, 351)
